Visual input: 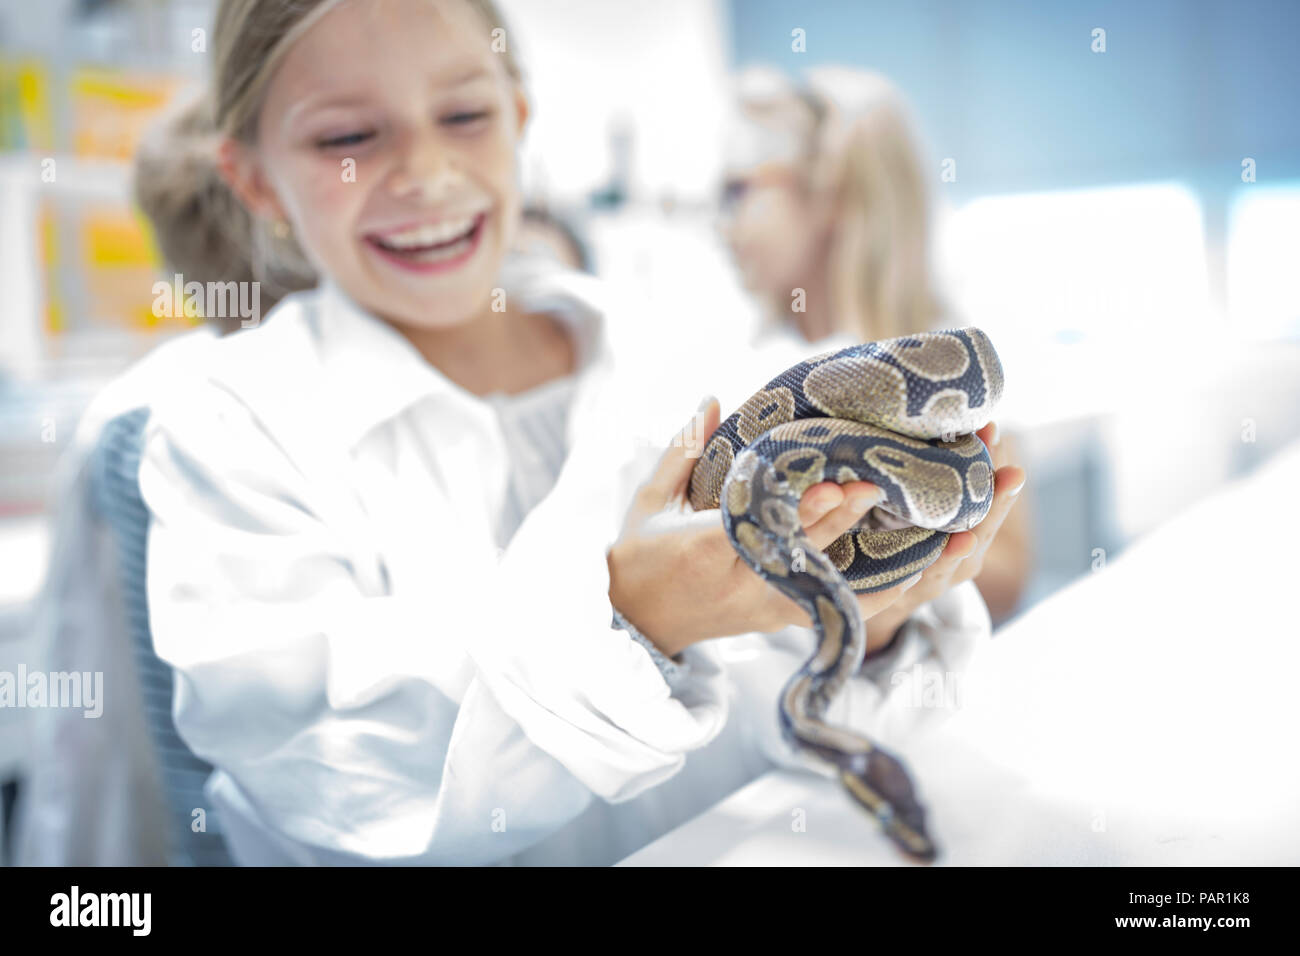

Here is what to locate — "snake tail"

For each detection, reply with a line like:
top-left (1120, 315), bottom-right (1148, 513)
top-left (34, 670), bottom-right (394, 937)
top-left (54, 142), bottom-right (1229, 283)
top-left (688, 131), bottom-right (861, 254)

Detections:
top-left (721, 448), bottom-right (939, 862)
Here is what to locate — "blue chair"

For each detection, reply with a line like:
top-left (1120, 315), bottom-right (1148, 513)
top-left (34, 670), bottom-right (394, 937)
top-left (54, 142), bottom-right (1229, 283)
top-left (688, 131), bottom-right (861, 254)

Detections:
top-left (90, 407), bottom-right (233, 866)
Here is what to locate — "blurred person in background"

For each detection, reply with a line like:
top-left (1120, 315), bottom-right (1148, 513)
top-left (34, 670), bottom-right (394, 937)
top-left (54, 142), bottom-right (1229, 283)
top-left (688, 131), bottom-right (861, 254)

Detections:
top-left (514, 203), bottom-right (593, 274)
top-left (719, 65), bottom-right (1033, 630)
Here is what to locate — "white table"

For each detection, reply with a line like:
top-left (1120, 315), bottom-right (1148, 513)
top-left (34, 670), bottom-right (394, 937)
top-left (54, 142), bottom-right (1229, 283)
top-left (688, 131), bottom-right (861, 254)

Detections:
top-left (620, 439), bottom-right (1300, 866)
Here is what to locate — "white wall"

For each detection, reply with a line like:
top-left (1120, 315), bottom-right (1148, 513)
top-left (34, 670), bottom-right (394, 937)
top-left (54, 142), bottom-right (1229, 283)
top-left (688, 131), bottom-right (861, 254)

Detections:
top-left (498, 0), bottom-right (731, 203)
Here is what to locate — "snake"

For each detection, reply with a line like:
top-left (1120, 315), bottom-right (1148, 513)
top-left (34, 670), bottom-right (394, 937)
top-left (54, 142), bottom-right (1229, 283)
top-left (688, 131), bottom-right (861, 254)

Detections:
top-left (687, 327), bottom-right (1004, 862)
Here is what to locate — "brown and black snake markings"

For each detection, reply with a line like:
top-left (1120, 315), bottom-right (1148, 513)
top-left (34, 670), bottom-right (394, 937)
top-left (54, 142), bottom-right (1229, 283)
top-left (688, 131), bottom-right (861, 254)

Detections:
top-left (688, 328), bottom-right (1004, 862)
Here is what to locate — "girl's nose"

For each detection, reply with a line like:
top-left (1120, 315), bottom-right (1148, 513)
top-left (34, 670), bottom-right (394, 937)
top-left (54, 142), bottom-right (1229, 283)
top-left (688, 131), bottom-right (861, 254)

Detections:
top-left (389, 139), bottom-right (464, 202)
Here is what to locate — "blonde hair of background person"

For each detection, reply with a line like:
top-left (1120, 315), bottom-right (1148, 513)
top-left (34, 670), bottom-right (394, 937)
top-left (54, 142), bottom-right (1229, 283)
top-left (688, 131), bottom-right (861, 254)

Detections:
top-left (721, 65), bottom-right (1032, 627)
top-left (128, 0), bottom-right (933, 864)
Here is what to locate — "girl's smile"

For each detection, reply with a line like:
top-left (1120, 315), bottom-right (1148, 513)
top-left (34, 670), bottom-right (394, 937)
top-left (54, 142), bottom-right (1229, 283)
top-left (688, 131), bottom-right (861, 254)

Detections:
top-left (364, 210), bottom-right (489, 274)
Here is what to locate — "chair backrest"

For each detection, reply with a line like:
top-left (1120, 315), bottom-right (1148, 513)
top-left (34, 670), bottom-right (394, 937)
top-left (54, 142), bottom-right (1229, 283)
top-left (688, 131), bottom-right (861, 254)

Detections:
top-left (89, 407), bottom-right (233, 866)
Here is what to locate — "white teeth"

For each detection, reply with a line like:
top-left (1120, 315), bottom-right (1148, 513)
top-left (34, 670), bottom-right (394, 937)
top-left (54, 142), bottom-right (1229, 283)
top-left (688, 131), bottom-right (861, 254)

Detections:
top-left (418, 235), bottom-right (472, 261)
top-left (380, 232), bottom-right (474, 263)
top-left (378, 215), bottom-right (478, 249)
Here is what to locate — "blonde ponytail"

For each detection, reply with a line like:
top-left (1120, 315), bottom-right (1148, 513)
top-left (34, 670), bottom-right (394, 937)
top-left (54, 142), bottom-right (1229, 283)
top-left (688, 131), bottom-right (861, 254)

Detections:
top-left (133, 91), bottom-right (315, 331)
top-left (807, 67), bottom-right (945, 342)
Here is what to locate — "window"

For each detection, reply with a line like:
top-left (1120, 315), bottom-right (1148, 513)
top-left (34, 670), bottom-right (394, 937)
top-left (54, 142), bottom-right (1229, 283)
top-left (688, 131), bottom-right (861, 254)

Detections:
top-left (941, 183), bottom-right (1211, 349)
top-left (1226, 184), bottom-right (1300, 341)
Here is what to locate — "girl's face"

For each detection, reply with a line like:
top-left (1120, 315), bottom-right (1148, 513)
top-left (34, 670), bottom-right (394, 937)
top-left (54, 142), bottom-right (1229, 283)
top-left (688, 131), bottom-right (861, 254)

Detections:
top-left (230, 0), bottom-right (526, 331)
top-left (720, 160), bottom-right (830, 303)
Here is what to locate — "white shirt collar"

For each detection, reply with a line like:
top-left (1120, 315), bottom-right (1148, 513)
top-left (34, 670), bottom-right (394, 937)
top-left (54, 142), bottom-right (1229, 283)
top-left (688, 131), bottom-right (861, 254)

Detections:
top-left (309, 256), bottom-right (610, 448)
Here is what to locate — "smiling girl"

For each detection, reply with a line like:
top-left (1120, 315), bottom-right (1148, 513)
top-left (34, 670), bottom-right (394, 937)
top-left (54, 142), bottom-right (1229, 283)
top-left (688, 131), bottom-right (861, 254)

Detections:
top-left (133, 0), bottom-right (951, 865)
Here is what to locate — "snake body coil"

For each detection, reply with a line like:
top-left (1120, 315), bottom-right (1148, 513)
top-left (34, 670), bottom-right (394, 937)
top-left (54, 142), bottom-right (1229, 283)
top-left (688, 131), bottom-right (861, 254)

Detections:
top-left (687, 327), bottom-right (1004, 862)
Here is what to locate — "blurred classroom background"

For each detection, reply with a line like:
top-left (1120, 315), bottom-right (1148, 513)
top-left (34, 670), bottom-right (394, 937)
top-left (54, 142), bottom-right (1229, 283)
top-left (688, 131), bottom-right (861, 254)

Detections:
top-left (1, 0), bottom-right (1298, 862)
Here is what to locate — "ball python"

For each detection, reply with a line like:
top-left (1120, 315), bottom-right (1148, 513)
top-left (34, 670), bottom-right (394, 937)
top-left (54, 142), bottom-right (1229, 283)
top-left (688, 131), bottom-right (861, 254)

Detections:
top-left (687, 327), bottom-right (1004, 862)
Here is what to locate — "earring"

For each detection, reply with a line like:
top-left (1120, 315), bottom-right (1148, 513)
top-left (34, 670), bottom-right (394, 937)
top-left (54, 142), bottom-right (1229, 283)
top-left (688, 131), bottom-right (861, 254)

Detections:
top-left (270, 219), bottom-right (291, 239)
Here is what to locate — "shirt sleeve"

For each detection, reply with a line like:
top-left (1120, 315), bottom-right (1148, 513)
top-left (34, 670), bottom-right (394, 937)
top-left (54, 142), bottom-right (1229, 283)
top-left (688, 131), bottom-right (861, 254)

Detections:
top-left (138, 381), bottom-right (728, 865)
top-left (716, 580), bottom-right (992, 774)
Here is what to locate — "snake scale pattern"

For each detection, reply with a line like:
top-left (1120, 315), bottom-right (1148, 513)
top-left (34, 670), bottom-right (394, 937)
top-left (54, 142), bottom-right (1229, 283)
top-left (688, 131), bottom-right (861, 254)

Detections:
top-left (687, 327), bottom-right (1004, 862)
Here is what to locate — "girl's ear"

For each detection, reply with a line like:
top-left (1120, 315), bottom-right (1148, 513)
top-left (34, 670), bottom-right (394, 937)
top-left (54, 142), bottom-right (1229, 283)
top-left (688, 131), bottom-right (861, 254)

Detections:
top-left (216, 137), bottom-right (288, 223)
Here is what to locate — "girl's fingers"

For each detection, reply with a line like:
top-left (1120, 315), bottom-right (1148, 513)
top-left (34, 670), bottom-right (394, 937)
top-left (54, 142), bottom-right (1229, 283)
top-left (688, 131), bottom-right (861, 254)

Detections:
top-left (969, 465), bottom-right (1026, 550)
top-left (864, 529), bottom-right (975, 616)
top-left (943, 529), bottom-right (979, 560)
top-left (802, 481), bottom-right (883, 551)
top-left (705, 479), bottom-right (877, 572)
top-left (796, 481), bottom-right (846, 525)
top-left (913, 531), bottom-right (974, 593)
top-left (978, 421), bottom-right (1017, 471)
top-left (853, 571), bottom-right (926, 618)
top-left (639, 397), bottom-right (722, 511)
top-left (642, 503), bottom-right (724, 539)
top-left (763, 568), bottom-right (918, 632)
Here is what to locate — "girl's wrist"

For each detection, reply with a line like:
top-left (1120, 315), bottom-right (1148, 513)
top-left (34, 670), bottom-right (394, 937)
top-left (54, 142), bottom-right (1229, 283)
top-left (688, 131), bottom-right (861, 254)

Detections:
top-left (611, 604), bottom-right (689, 683)
top-left (606, 546), bottom-right (687, 658)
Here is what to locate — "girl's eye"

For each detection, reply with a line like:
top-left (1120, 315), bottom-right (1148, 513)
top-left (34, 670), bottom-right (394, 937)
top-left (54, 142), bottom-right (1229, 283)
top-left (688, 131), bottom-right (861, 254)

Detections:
top-left (317, 131), bottom-right (374, 149)
top-left (442, 110), bottom-right (491, 127)
top-left (721, 179), bottom-right (750, 208)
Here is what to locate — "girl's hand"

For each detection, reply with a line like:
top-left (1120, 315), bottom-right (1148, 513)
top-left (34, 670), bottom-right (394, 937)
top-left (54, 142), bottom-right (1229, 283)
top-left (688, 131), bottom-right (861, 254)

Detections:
top-left (861, 420), bottom-right (1028, 653)
top-left (607, 398), bottom-right (924, 658)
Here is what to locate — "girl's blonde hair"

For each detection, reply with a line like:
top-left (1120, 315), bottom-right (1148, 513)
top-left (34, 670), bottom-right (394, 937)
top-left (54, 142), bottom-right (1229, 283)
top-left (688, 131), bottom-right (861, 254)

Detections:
top-left (734, 66), bottom-right (945, 343)
top-left (134, 0), bottom-right (522, 329)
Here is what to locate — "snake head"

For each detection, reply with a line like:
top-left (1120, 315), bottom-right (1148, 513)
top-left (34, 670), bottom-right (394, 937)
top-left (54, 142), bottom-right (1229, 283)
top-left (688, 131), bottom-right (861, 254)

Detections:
top-left (841, 749), bottom-right (938, 863)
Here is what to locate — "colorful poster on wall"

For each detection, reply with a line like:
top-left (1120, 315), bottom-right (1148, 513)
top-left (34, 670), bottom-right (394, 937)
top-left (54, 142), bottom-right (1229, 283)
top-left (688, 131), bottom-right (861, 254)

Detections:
top-left (8, 64), bottom-right (198, 357)
top-left (69, 67), bottom-right (183, 160)
top-left (40, 194), bottom-right (198, 351)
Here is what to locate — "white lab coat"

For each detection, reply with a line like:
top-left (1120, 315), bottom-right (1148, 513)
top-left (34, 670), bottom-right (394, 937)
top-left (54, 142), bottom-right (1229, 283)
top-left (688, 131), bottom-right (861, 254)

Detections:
top-left (18, 263), bottom-right (990, 866)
